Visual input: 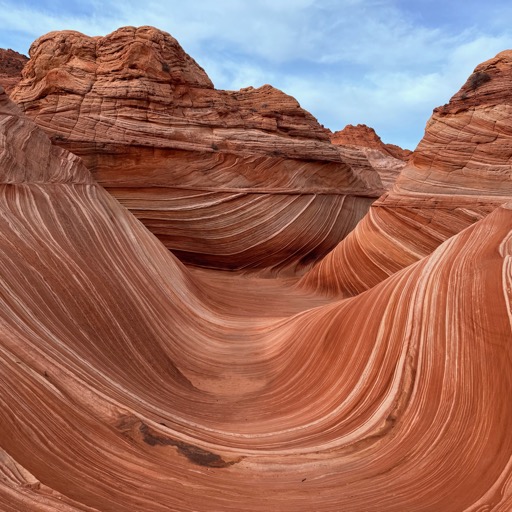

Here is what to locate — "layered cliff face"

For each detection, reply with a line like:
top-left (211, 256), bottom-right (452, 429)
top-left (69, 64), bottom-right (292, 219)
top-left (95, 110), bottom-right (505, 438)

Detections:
top-left (302, 51), bottom-right (512, 295)
top-left (12, 26), bottom-right (387, 273)
top-left (0, 49), bottom-right (28, 94)
top-left (1, 86), bottom-right (512, 511)
top-left (331, 123), bottom-right (412, 161)
top-left (330, 124), bottom-right (411, 189)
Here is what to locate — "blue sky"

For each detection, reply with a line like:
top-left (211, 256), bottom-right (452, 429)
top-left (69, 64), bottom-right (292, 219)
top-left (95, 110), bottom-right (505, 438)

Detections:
top-left (1, 0), bottom-right (512, 149)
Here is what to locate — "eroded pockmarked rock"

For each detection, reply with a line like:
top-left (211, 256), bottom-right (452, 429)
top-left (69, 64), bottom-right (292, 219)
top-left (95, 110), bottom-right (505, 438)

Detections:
top-left (12, 26), bottom-right (385, 273)
top-left (0, 49), bottom-right (28, 94)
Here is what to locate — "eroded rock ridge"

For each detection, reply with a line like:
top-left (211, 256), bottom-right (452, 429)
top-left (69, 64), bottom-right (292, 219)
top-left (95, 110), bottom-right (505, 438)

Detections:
top-left (12, 27), bottom-right (395, 272)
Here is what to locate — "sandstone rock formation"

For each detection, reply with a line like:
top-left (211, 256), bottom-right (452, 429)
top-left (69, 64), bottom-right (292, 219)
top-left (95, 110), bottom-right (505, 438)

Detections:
top-left (330, 124), bottom-right (410, 189)
top-left (12, 26), bottom-right (387, 273)
top-left (331, 123), bottom-right (412, 160)
top-left (0, 49), bottom-right (28, 94)
top-left (302, 51), bottom-right (512, 295)
top-left (1, 86), bottom-right (512, 511)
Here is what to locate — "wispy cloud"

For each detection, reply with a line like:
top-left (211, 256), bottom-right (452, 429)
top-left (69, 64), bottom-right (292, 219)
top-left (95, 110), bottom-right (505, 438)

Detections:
top-left (1, 0), bottom-right (512, 149)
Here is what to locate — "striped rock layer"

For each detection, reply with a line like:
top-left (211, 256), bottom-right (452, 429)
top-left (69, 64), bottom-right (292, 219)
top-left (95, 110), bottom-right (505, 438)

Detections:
top-left (302, 50), bottom-right (512, 295)
top-left (1, 86), bottom-right (512, 511)
top-left (10, 26), bottom-right (393, 273)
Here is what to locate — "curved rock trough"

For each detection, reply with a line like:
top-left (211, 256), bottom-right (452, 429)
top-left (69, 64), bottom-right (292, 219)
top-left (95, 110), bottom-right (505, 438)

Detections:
top-left (1, 27), bottom-right (512, 512)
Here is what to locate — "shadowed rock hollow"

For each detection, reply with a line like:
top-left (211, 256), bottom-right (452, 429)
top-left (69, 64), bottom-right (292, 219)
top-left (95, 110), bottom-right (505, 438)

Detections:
top-left (1, 28), bottom-right (512, 512)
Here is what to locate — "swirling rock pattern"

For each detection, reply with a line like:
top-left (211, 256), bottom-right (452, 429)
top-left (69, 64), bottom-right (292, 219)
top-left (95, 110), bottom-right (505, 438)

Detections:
top-left (302, 51), bottom-right (512, 295)
top-left (1, 86), bottom-right (512, 511)
top-left (11, 26), bottom-right (395, 272)
top-left (0, 49), bottom-right (28, 94)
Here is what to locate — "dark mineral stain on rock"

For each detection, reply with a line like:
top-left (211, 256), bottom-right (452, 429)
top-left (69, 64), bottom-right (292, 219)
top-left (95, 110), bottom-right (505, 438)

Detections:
top-left (139, 423), bottom-right (243, 468)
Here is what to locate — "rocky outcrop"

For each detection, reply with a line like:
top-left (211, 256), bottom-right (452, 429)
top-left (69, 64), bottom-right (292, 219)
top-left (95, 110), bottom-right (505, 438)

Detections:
top-left (0, 49), bottom-right (28, 94)
top-left (1, 87), bottom-right (512, 511)
top-left (409, 50), bottom-right (512, 193)
top-left (302, 51), bottom-right (512, 295)
top-left (12, 26), bottom-right (384, 273)
top-left (331, 123), bottom-right (412, 161)
top-left (330, 124), bottom-right (411, 189)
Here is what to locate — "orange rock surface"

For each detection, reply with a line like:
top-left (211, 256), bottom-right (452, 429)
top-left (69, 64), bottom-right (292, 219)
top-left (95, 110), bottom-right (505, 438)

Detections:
top-left (1, 84), bottom-right (512, 511)
top-left (330, 124), bottom-right (411, 189)
top-left (302, 51), bottom-right (512, 295)
top-left (331, 123), bottom-right (412, 160)
top-left (0, 48), bottom-right (28, 94)
top-left (12, 26), bottom-right (388, 273)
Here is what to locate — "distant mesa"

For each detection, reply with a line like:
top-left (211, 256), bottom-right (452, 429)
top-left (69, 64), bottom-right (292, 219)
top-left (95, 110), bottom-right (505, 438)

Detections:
top-left (330, 124), bottom-right (411, 189)
top-left (331, 123), bottom-right (411, 161)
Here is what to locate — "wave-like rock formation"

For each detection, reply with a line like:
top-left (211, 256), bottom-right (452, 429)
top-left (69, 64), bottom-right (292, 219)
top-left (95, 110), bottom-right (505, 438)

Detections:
top-left (330, 124), bottom-right (410, 189)
top-left (0, 48), bottom-right (28, 94)
top-left (11, 26), bottom-right (390, 273)
top-left (302, 51), bottom-right (512, 295)
top-left (1, 86), bottom-right (512, 511)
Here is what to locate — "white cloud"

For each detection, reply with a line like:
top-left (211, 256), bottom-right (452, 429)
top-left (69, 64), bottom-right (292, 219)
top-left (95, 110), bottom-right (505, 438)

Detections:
top-left (199, 57), bottom-right (276, 91)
